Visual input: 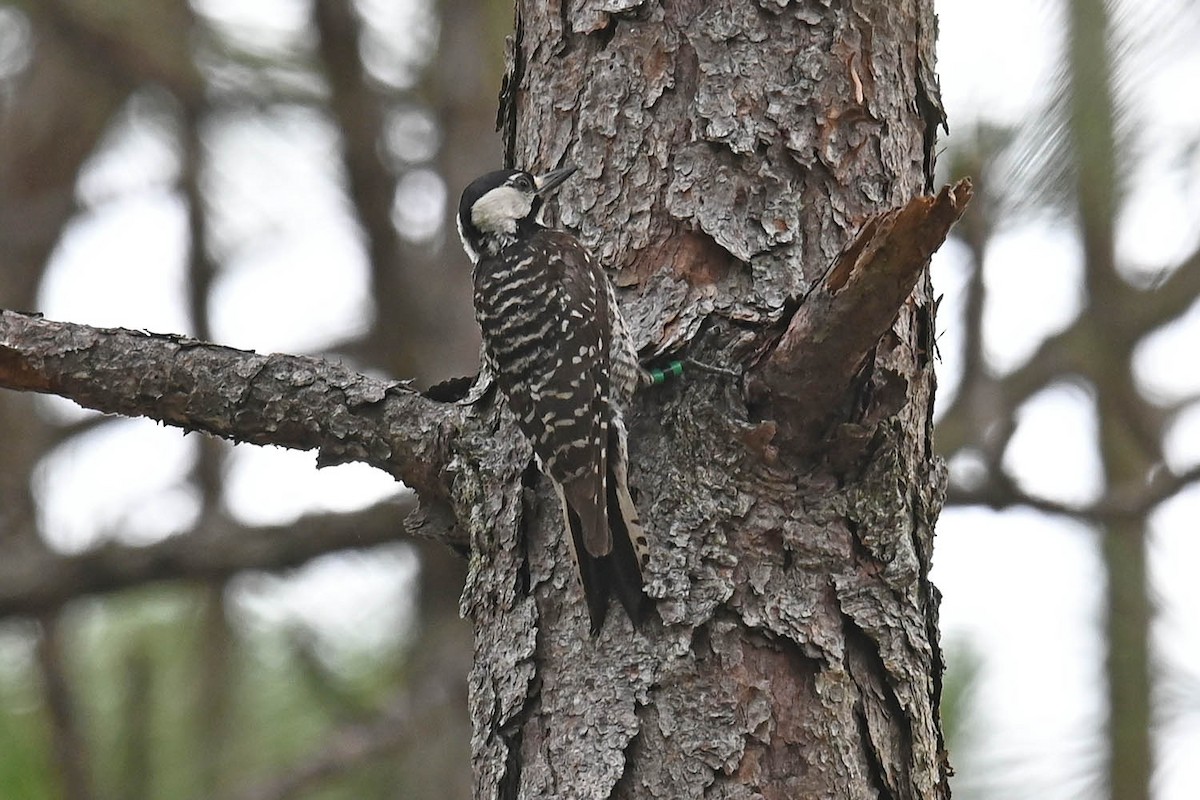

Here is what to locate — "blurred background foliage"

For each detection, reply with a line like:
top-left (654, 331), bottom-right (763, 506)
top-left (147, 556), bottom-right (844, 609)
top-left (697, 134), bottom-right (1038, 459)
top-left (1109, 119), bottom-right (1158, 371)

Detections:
top-left (0, 1), bottom-right (1197, 799)
top-left (0, 1), bottom-right (501, 797)
top-left (933, 1), bottom-right (1200, 798)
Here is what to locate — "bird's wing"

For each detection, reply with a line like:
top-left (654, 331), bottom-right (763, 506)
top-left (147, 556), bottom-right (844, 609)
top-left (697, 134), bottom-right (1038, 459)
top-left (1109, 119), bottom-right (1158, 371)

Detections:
top-left (522, 230), bottom-right (612, 557)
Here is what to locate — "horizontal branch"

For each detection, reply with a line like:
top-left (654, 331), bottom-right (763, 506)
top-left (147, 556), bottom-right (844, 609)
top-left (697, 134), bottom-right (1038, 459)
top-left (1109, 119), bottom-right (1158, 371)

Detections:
top-left (935, 323), bottom-right (1094, 457)
top-left (0, 500), bottom-right (416, 616)
top-left (749, 180), bottom-right (973, 450)
top-left (946, 463), bottom-right (1200, 521)
top-left (0, 310), bottom-right (464, 502)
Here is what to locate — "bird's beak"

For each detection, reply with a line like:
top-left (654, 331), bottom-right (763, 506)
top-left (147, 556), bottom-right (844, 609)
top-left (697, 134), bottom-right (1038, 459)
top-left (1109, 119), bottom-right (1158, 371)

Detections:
top-left (534, 166), bottom-right (577, 195)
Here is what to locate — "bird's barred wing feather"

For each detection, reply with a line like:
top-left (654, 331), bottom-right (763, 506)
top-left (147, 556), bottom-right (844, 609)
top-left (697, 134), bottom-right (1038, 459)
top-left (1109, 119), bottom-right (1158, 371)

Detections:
top-left (473, 230), bottom-right (612, 557)
top-left (543, 234), bottom-right (611, 441)
top-left (540, 231), bottom-right (613, 557)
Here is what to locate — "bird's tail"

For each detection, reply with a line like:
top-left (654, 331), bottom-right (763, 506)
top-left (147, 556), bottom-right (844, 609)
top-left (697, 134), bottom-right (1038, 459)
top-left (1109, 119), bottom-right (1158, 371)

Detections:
top-left (556, 418), bottom-right (650, 634)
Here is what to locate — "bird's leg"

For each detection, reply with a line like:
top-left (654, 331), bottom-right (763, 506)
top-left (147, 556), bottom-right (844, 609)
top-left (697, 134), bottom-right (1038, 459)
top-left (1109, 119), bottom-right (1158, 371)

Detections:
top-left (642, 357), bottom-right (740, 386)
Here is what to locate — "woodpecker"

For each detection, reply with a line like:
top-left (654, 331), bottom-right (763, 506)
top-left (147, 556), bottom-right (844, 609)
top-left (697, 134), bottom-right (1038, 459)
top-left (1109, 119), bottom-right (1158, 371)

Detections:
top-left (457, 166), bottom-right (650, 634)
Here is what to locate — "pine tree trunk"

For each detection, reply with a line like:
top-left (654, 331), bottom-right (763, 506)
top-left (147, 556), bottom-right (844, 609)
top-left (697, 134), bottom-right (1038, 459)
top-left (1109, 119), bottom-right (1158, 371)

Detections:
top-left (462, 2), bottom-right (952, 797)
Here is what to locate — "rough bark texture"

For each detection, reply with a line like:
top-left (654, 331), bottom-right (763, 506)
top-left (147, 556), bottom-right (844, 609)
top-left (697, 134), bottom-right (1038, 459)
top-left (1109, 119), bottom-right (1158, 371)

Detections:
top-left (463, 1), bottom-right (952, 798)
top-left (0, 311), bottom-right (460, 506)
top-left (0, 1), bottom-right (956, 796)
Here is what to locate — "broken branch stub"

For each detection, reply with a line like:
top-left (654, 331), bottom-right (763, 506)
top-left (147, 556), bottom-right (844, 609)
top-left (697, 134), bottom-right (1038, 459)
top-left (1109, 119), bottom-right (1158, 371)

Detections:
top-left (749, 179), bottom-right (973, 455)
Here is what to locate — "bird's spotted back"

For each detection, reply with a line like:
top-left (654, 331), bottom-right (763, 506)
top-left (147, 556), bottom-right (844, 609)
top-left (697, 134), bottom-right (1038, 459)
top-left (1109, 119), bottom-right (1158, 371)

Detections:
top-left (472, 229), bottom-right (610, 487)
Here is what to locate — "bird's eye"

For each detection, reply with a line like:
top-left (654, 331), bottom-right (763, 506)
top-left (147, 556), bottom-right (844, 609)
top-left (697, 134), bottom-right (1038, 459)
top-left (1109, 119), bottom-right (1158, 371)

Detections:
top-left (513, 174), bottom-right (533, 191)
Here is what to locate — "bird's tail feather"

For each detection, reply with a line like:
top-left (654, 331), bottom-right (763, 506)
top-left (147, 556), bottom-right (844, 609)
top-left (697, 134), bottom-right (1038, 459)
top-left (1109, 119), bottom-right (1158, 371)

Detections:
top-left (557, 489), bottom-right (609, 634)
top-left (555, 466), bottom-right (650, 635)
top-left (605, 466), bottom-right (650, 628)
top-left (606, 414), bottom-right (650, 626)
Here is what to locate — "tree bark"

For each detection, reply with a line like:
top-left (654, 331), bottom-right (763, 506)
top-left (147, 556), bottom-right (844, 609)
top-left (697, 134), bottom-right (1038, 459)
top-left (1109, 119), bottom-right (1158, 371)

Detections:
top-left (464, 1), bottom-right (953, 798)
top-left (0, 1), bottom-right (960, 796)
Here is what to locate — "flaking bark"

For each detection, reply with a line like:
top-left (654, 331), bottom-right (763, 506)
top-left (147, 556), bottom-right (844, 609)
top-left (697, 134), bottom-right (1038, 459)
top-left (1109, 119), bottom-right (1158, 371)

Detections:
top-left (470, 1), bottom-right (954, 798)
top-left (0, 310), bottom-right (464, 510)
top-left (0, 1), bottom-right (959, 797)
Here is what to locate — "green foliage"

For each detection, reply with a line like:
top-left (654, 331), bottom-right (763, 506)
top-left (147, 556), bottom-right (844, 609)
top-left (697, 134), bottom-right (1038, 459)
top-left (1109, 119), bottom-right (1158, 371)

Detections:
top-left (941, 636), bottom-right (982, 758)
top-left (0, 630), bottom-right (54, 800)
top-left (0, 588), bottom-right (410, 800)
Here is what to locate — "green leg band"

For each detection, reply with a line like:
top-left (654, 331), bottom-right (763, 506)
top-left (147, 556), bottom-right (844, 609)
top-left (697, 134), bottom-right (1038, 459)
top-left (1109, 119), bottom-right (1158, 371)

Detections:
top-left (649, 361), bottom-right (685, 386)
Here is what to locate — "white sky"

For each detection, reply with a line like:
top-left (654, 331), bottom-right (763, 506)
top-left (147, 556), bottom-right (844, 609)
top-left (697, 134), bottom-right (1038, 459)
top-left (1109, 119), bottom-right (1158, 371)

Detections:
top-left (9, 0), bottom-right (1200, 796)
top-left (933, 1), bottom-right (1200, 797)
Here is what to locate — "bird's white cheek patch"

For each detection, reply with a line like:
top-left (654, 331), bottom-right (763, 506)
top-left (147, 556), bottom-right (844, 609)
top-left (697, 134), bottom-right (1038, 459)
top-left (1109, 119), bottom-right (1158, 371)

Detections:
top-left (471, 187), bottom-right (533, 234)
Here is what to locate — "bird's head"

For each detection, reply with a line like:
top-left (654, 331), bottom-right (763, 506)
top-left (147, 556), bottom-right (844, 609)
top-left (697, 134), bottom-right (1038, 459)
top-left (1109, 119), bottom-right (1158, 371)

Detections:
top-left (456, 166), bottom-right (576, 263)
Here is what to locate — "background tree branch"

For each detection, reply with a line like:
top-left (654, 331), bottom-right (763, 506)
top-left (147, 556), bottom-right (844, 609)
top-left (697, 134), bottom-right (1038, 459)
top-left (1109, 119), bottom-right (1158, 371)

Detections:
top-left (0, 1), bottom-right (491, 797)
top-left (0, 499), bottom-right (418, 616)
